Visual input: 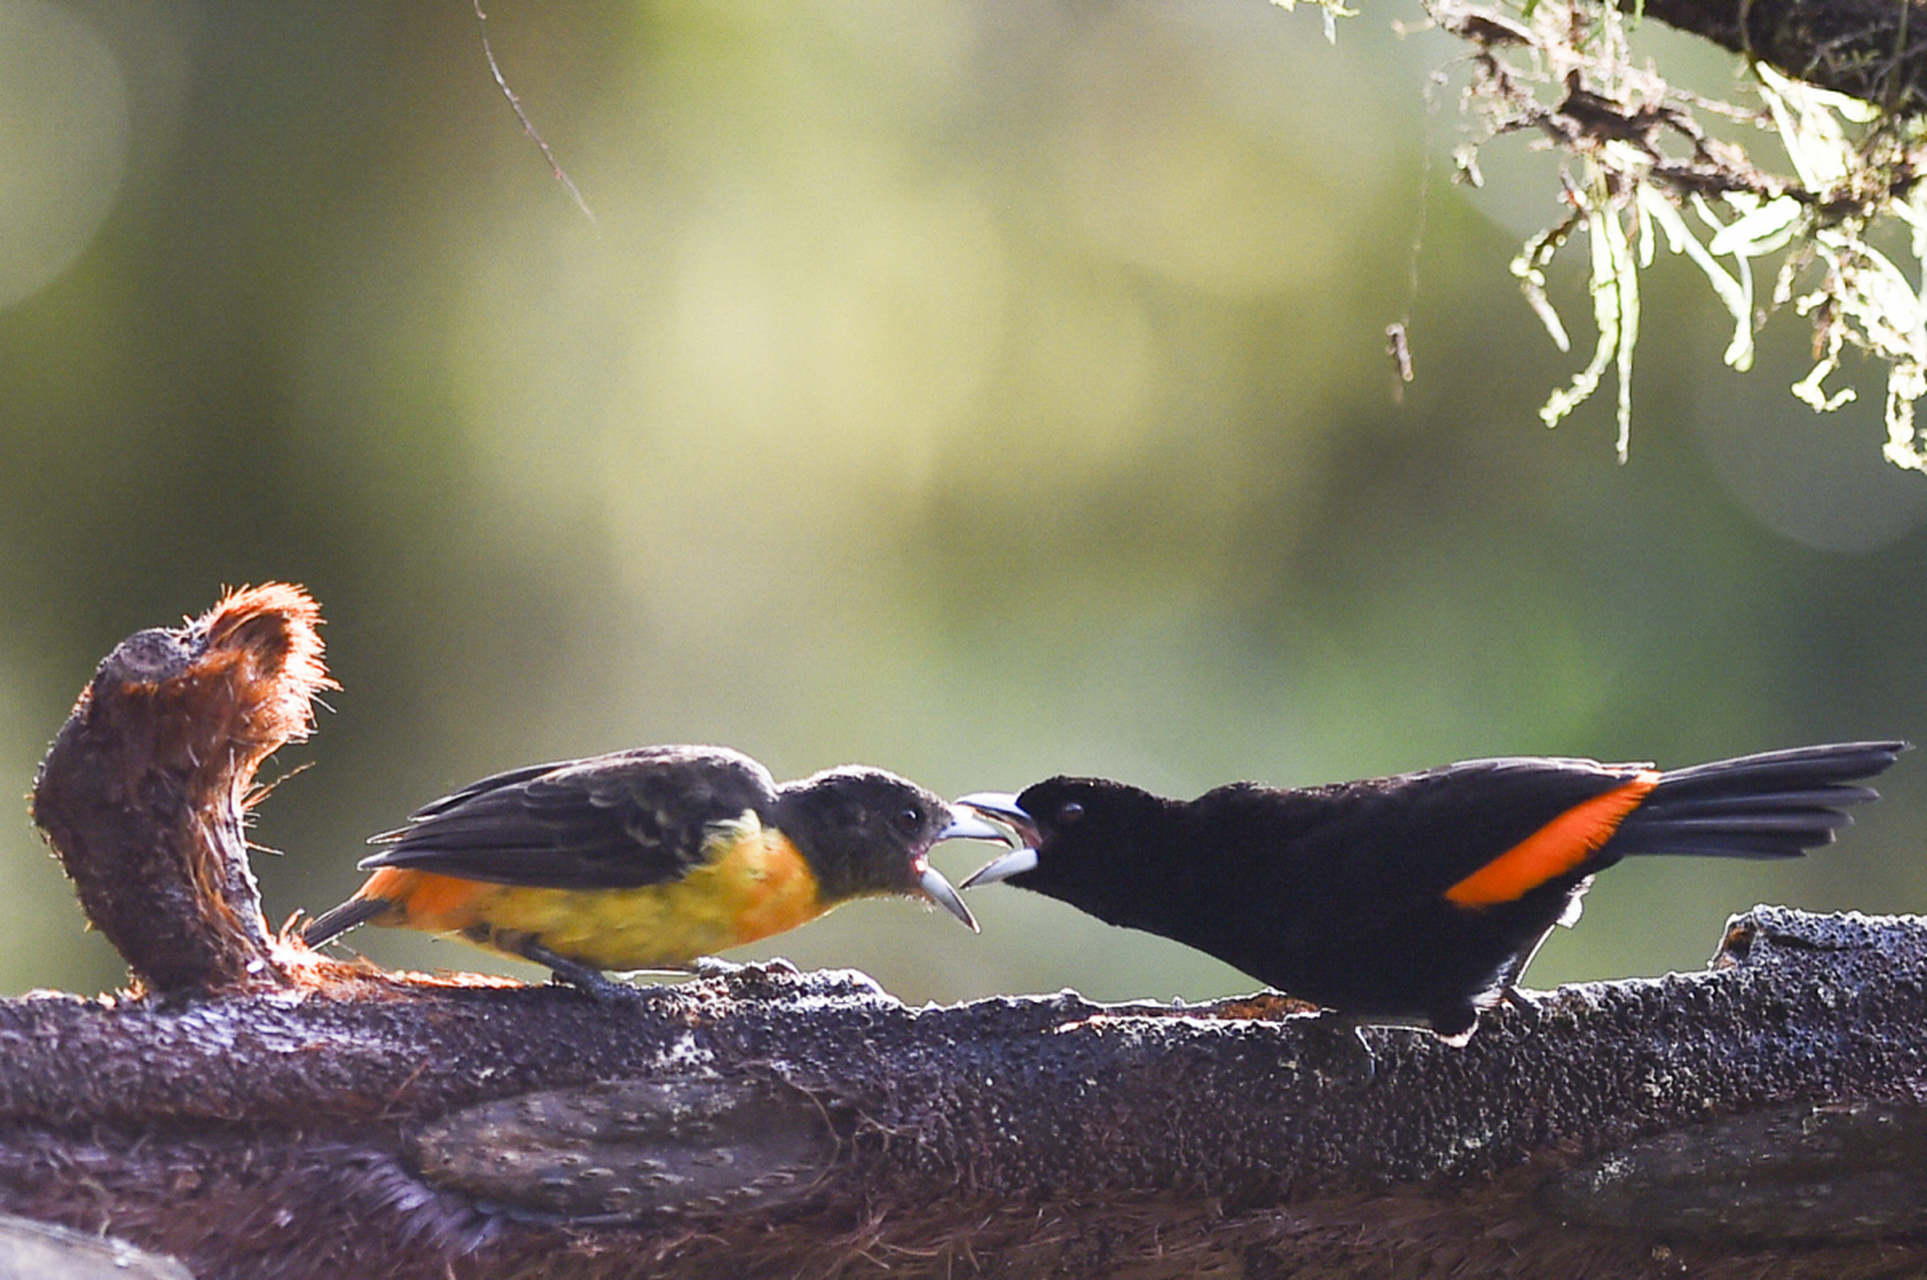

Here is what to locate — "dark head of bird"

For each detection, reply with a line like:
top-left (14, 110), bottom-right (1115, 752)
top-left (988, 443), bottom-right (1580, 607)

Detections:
top-left (775, 767), bottom-right (999, 930)
top-left (956, 778), bottom-right (1181, 923)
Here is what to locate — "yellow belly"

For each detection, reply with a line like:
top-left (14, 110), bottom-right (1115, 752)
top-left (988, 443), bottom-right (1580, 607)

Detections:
top-left (361, 826), bottom-right (830, 971)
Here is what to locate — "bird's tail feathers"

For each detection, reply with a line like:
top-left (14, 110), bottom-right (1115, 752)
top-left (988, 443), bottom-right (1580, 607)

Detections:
top-left (1613, 741), bottom-right (1906, 860)
top-left (301, 895), bottom-right (390, 948)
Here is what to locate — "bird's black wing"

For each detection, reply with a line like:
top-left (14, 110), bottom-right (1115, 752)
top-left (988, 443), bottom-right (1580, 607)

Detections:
top-left (358, 745), bottom-right (779, 890)
top-left (1190, 756), bottom-right (1647, 919)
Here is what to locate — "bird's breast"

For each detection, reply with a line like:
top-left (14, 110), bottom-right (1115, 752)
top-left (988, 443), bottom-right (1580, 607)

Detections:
top-left (366, 828), bottom-right (829, 970)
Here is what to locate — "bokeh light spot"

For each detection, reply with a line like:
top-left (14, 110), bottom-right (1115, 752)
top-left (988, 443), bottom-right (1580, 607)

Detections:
top-left (0, 0), bottom-right (130, 307)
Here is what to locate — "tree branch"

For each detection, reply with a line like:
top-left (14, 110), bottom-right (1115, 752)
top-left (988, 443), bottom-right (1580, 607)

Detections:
top-left (1636, 0), bottom-right (1927, 110)
top-left (11, 587), bottom-right (1927, 1278)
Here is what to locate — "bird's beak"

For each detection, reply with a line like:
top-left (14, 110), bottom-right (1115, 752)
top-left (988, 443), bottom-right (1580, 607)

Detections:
top-left (935, 808), bottom-right (1015, 846)
top-left (917, 864), bottom-right (979, 933)
top-left (960, 846), bottom-right (1038, 889)
top-left (953, 792), bottom-right (1040, 847)
top-left (910, 804), bottom-right (1013, 933)
top-left (952, 793), bottom-right (1041, 889)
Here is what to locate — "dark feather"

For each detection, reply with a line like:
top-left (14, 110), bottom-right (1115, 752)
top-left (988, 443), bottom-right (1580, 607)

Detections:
top-left (356, 745), bottom-right (778, 890)
top-left (1606, 741), bottom-right (1904, 861)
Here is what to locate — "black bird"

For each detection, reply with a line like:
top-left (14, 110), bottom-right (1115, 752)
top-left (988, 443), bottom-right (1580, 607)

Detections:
top-left (959, 741), bottom-right (1906, 1041)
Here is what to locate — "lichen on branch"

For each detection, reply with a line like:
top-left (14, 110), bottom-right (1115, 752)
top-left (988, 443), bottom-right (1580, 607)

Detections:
top-left (1431, 0), bottom-right (1927, 467)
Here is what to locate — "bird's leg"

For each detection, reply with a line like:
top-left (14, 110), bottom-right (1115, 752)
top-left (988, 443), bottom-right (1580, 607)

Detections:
top-left (1495, 923), bottom-right (1559, 1016)
top-left (515, 940), bottom-right (640, 1004)
top-left (1499, 881), bottom-right (1588, 1011)
top-left (1499, 985), bottom-right (1542, 1013)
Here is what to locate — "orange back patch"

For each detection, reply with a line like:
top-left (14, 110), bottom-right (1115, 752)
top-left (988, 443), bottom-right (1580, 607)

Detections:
top-left (1445, 771), bottom-right (1660, 907)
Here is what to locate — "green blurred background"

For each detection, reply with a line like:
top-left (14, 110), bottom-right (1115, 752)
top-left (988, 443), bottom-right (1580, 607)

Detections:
top-left (3, 0), bottom-right (1922, 1005)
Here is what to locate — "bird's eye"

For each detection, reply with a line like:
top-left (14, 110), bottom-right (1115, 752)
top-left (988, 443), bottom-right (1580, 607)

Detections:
top-left (1058, 801), bottom-right (1084, 825)
top-left (894, 806), bottom-right (924, 836)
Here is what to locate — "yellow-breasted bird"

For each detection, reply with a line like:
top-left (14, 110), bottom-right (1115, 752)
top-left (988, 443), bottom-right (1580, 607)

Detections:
top-left (302, 744), bottom-right (1005, 997)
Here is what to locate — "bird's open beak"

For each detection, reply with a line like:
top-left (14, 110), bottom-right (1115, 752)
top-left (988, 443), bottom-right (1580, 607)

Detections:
top-left (960, 846), bottom-right (1037, 888)
top-left (915, 805), bottom-right (1009, 933)
top-left (918, 864), bottom-right (978, 932)
top-left (954, 793), bottom-right (1039, 845)
top-left (953, 792), bottom-right (1041, 888)
top-left (935, 809), bottom-right (1014, 845)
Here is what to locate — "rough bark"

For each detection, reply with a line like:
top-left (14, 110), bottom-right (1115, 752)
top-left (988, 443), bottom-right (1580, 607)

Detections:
top-left (10, 587), bottom-right (1927, 1279)
top-left (1634, 0), bottom-right (1927, 110)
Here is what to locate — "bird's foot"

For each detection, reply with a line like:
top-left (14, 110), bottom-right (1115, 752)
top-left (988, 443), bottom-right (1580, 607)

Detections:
top-left (1500, 984), bottom-right (1539, 1011)
top-left (518, 943), bottom-right (644, 1005)
top-left (1495, 983), bottom-right (1544, 1029)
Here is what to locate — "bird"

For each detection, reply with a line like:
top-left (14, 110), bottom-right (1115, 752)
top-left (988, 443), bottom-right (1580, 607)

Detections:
top-left (302, 744), bottom-right (1006, 998)
top-left (957, 741), bottom-right (1907, 1042)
